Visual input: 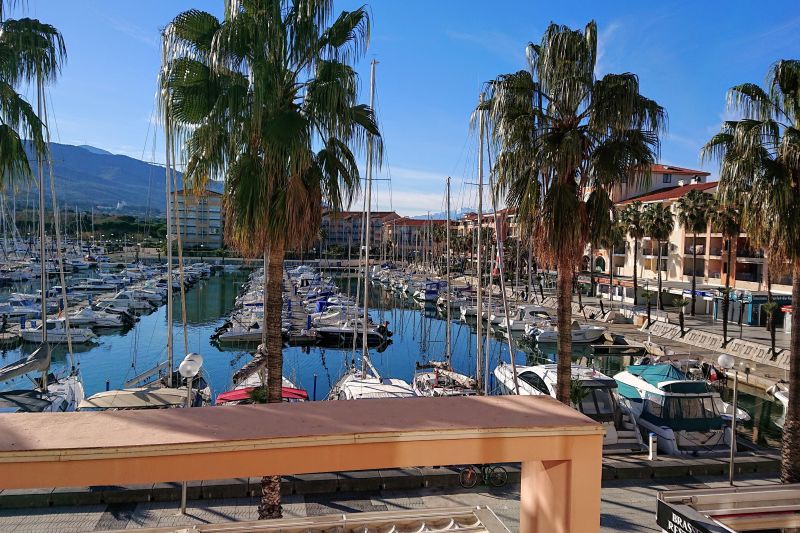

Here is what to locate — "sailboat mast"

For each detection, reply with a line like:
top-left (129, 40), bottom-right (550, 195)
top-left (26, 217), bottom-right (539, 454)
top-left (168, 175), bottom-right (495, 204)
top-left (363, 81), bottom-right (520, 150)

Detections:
top-left (445, 176), bottom-right (452, 366)
top-left (161, 35), bottom-right (174, 387)
top-left (361, 58), bottom-right (377, 374)
top-left (475, 93), bottom-right (484, 394)
top-left (36, 74), bottom-right (48, 384)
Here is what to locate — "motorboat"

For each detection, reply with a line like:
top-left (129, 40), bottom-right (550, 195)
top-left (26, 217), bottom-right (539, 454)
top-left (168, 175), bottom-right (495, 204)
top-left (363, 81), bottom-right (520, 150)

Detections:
top-left (614, 364), bottom-right (734, 456)
top-left (494, 362), bottom-right (643, 453)
top-left (314, 318), bottom-right (390, 347)
top-left (71, 278), bottom-right (120, 292)
top-left (499, 305), bottom-right (553, 331)
top-left (412, 281), bottom-right (441, 302)
top-left (68, 306), bottom-right (132, 328)
top-left (413, 361), bottom-right (478, 397)
top-left (96, 290), bottom-right (156, 313)
top-left (20, 318), bottom-right (97, 344)
top-left (525, 320), bottom-right (607, 343)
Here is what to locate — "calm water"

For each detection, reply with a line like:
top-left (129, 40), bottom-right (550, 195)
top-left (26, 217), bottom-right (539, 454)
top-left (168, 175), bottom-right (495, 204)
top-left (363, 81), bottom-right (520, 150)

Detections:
top-left (0, 271), bottom-right (785, 448)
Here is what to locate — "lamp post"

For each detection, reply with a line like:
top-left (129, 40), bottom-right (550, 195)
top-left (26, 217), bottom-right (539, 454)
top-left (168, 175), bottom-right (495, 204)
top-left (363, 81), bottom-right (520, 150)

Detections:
top-left (717, 353), bottom-right (737, 486)
top-left (177, 353), bottom-right (203, 514)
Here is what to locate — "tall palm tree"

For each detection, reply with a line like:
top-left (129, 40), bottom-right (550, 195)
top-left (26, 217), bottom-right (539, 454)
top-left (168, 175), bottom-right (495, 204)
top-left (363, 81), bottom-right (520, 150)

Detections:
top-left (675, 190), bottom-right (711, 316)
top-left (163, 1), bottom-right (378, 518)
top-left (641, 202), bottom-right (674, 311)
top-left (484, 21), bottom-right (665, 403)
top-left (702, 59), bottom-right (800, 481)
top-left (708, 204), bottom-right (740, 347)
top-left (0, 5), bottom-right (65, 184)
top-left (620, 201), bottom-right (645, 306)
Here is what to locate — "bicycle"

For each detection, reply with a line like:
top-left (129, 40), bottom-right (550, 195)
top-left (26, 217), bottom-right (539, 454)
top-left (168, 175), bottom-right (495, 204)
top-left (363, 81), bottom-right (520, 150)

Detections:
top-left (458, 464), bottom-right (508, 488)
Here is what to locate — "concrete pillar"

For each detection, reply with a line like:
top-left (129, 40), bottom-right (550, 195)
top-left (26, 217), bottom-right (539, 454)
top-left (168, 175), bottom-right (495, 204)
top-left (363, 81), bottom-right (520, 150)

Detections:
top-left (520, 447), bottom-right (601, 532)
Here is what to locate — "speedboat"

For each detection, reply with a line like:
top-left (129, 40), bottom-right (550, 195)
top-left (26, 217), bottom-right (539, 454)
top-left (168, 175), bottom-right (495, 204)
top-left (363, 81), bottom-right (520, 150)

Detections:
top-left (68, 306), bottom-right (132, 328)
top-left (499, 305), bottom-right (553, 331)
top-left (494, 362), bottom-right (643, 453)
top-left (614, 364), bottom-right (734, 456)
top-left (526, 320), bottom-right (606, 343)
top-left (20, 318), bottom-right (97, 344)
top-left (96, 290), bottom-right (156, 313)
top-left (315, 318), bottom-right (390, 347)
top-left (72, 278), bottom-right (119, 292)
top-left (412, 281), bottom-right (441, 302)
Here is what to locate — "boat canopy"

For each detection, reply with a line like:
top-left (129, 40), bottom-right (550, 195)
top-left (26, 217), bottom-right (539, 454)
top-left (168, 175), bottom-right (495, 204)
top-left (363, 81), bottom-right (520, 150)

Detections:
top-left (0, 390), bottom-right (51, 412)
top-left (216, 386), bottom-right (308, 403)
top-left (79, 387), bottom-right (189, 410)
top-left (625, 364), bottom-right (711, 393)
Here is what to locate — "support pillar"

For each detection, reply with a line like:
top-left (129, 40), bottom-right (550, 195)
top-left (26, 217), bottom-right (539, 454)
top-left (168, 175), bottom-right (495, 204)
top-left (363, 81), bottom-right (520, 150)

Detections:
top-left (520, 439), bottom-right (601, 532)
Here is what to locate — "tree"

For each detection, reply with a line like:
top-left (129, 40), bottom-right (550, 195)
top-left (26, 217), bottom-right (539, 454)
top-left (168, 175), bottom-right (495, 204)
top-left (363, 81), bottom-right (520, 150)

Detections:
top-left (600, 219), bottom-right (626, 308)
top-left (0, 5), bottom-right (65, 186)
top-left (642, 288), bottom-right (654, 327)
top-left (485, 21), bottom-right (665, 403)
top-left (763, 301), bottom-right (779, 360)
top-left (702, 59), bottom-right (800, 482)
top-left (641, 202), bottom-right (674, 312)
top-left (708, 204), bottom-right (740, 347)
top-left (673, 296), bottom-right (690, 337)
top-left (163, 1), bottom-right (378, 518)
top-left (620, 201), bottom-right (645, 306)
top-left (675, 190), bottom-right (711, 316)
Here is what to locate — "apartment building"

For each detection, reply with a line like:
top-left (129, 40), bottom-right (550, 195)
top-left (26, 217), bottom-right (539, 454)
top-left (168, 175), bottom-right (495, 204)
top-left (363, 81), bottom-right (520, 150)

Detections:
top-left (382, 217), bottom-right (450, 260)
top-left (588, 164), bottom-right (793, 323)
top-left (171, 187), bottom-right (224, 249)
top-left (320, 210), bottom-right (399, 252)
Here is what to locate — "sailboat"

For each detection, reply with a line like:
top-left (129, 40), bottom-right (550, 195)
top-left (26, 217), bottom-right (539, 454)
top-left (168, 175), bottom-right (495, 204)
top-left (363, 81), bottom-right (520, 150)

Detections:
top-left (413, 177), bottom-right (478, 397)
top-left (327, 60), bottom-right (417, 401)
top-left (0, 70), bottom-right (84, 412)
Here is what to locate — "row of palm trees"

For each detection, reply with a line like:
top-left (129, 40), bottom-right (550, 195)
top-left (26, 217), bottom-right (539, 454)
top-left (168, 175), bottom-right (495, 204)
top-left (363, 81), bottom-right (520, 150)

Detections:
top-left (483, 22), bottom-right (800, 483)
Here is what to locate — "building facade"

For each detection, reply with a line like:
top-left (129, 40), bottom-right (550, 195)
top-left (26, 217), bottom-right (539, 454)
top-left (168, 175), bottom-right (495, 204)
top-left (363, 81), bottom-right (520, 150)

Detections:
top-left (171, 189), bottom-right (224, 249)
top-left (320, 210), bottom-right (400, 253)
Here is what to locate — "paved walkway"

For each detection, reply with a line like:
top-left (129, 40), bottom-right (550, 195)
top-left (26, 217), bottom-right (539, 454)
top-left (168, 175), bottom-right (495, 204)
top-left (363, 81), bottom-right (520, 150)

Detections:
top-left (0, 475), bottom-right (781, 532)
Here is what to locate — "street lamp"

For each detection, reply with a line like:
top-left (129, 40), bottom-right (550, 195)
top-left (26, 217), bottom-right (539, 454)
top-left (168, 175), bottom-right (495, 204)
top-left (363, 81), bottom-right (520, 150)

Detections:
top-left (717, 353), bottom-right (737, 486)
top-left (177, 353), bottom-right (203, 514)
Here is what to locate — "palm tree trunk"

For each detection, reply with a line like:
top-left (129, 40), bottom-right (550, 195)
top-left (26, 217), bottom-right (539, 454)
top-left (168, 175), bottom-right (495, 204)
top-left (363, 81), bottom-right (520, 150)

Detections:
top-left (257, 239), bottom-right (286, 521)
top-left (780, 260), bottom-right (800, 483)
top-left (722, 238), bottom-right (732, 347)
top-left (656, 241), bottom-right (663, 311)
top-left (691, 233), bottom-right (697, 316)
top-left (633, 238), bottom-right (639, 306)
top-left (609, 253), bottom-right (614, 309)
top-left (589, 244), bottom-right (595, 297)
top-left (556, 264), bottom-right (573, 404)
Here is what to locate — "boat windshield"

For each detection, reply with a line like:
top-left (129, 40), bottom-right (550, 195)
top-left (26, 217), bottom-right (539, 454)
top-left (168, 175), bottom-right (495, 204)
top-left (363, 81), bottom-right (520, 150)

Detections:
top-left (642, 393), bottom-right (722, 431)
top-left (577, 386), bottom-right (616, 421)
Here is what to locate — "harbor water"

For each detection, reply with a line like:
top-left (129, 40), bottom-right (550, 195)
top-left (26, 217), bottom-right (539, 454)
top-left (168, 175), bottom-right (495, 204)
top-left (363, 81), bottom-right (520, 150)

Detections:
top-left (0, 270), bottom-right (784, 448)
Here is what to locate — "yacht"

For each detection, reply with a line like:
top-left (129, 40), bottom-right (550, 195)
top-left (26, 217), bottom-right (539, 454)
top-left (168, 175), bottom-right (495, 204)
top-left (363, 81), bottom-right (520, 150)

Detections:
top-left (68, 306), bottom-right (132, 328)
top-left (614, 363), bottom-right (733, 456)
top-left (96, 290), bottom-right (156, 313)
top-left (494, 362), bottom-right (643, 453)
top-left (328, 366), bottom-right (418, 400)
top-left (315, 318), bottom-right (390, 346)
top-left (412, 281), bottom-right (441, 302)
top-left (20, 318), bottom-right (97, 344)
top-left (72, 278), bottom-right (120, 292)
top-left (525, 320), bottom-right (607, 343)
top-left (0, 347), bottom-right (84, 412)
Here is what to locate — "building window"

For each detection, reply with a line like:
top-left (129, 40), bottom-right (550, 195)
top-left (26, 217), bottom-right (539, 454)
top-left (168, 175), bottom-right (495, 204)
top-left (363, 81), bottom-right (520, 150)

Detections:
top-left (662, 173), bottom-right (672, 184)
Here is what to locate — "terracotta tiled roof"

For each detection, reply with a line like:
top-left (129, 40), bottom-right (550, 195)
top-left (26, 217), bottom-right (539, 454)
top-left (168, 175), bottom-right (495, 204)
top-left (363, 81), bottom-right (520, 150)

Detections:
top-left (388, 217), bottom-right (449, 227)
top-left (649, 164), bottom-right (711, 177)
top-left (618, 182), bottom-right (717, 205)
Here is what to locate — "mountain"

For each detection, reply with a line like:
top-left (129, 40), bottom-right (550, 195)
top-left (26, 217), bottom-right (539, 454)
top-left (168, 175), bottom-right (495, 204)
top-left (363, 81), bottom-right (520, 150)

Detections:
top-left (77, 145), bottom-right (113, 156)
top-left (410, 207), bottom-right (476, 220)
top-left (17, 142), bottom-right (176, 216)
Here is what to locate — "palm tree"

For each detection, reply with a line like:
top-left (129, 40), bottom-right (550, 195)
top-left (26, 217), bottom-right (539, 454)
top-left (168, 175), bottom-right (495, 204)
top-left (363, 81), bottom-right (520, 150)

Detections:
top-left (675, 190), bottom-right (711, 316)
top-left (641, 202), bottom-right (674, 311)
top-left (672, 296), bottom-right (690, 337)
top-left (620, 201), bottom-right (645, 306)
top-left (600, 220), bottom-right (626, 308)
top-left (702, 59), bottom-right (800, 482)
top-left (0, 5), bottom-right (65, 185)
top-left (163, 1), bottom-right (378, 518)
top-left (484, 21), bottom-right (665, 403)
top-left (708, 204), bottom-right (740, 347)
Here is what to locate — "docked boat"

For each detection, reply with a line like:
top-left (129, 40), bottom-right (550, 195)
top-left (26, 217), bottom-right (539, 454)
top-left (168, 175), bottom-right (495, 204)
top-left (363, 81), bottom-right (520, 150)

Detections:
top-left (498, 304), bottom-right (553, 331)
top-left (96, 290), bottom-right (156, 313)
top-left (413, 361), bottom-right (478, 397)
top-left (68, 306), bottom-right (133, 328)
top-left (412, 281), bottom-right (441, 302)
top-left (0, 347), bottom-right (84, 412)
top-left (525, 320), bottom-right (606, 343)
top-left (614, 364), bottom-right (733, 456)
top-left (494, 362), bottom-right (643, 453)
top-left (768, 382), bottom-right (788, 429)
top-left (315, 318), bottom-right (390, 347)
top-left (72, 278), bottom-right (120, 292)
top-left (328, 366), bottom-right (418, 400)
top-left (21, 318), bottom-right (97, 344)
top-left (216, 375), bottom-right (308, 405)
top-left (79, 386), bottom-right (196, 410)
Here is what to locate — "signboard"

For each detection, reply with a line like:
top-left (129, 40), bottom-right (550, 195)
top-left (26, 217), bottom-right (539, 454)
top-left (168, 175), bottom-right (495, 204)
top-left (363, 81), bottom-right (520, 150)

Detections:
top-left (655, 500), bottom-right (725, 533)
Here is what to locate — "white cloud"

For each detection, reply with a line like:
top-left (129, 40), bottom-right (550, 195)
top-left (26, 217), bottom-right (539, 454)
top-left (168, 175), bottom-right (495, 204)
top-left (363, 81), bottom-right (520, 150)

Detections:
top-left (594, 22), bottom-right (621, 77)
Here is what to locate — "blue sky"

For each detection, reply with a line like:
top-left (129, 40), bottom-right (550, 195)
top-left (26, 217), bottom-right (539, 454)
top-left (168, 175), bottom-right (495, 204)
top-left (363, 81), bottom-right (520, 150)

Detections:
top-left (21, 0), bottom-right (800, 216)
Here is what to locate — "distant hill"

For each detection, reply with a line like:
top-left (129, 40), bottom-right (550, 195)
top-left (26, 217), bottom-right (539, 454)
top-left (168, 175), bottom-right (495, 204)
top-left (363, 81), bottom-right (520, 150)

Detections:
top-left (411, 207), bottom-right (476, 220)
top-left (15, 142), bottom-right (178, 216)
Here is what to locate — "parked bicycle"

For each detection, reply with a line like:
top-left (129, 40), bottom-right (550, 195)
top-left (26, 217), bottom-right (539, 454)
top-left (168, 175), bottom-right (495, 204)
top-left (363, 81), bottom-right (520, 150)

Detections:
top-left (458, 464), bottom-right (508, 488)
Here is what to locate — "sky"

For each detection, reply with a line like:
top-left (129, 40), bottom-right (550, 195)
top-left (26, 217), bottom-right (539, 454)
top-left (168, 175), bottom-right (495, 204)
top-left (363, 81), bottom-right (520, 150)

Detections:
top-left (18, 0), bottom-right (800, 216)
